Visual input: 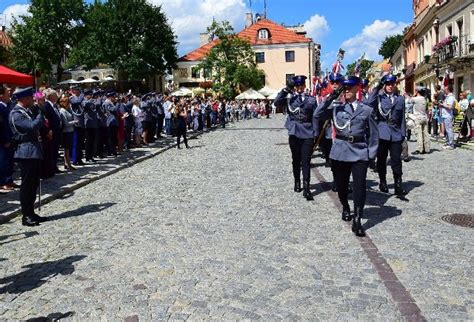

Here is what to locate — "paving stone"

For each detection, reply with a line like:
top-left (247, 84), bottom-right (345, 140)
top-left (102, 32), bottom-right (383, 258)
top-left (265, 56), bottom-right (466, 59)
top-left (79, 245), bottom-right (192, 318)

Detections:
top-left (0, 116), bottom-right (471, 319)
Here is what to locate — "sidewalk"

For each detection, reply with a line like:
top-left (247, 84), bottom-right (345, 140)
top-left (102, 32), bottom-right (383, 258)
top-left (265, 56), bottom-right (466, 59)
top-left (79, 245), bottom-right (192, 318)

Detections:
top-left (0, 132), bottom-right (202, 225)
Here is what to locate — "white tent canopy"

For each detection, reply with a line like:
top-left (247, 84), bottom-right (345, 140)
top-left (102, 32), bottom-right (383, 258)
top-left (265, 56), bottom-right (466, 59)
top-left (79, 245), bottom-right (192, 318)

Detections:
top-left (171, 87), bottom-right (193, 96)
top-left (102, 76), bottom-right (114, 81)
top-left (79, 78), bottom-right (100, 84)
top-left (235, 89), bottom-right (266, 100)
top-left (267, 91), bottom-right (279, 100)
top-left (258, 86), bottom-right (277, 97)
top-left (58, 79), bottom-right (79, 85)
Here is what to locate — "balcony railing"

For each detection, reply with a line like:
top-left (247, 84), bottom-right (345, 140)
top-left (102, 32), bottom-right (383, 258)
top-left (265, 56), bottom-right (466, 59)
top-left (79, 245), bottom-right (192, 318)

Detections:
top-left (437, 34), bottom-right (474, 63)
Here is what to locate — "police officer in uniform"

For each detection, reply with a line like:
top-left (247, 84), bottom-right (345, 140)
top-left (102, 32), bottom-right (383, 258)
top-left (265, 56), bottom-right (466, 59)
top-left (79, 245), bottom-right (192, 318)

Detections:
top-left (315, 76), bottom-right (379, 236)
top-left (103, 91), bottom-right (119, 156)
top-left (83, 89), bottom-right (99, 162)
top-left (70, 85), bottom-right (85, 165)
top-left (366, 74), bottom-right (407, 196)
top-left (274, 75), bottom-right (318, 201)
top-left (9, 87), bottom-right (46, 226)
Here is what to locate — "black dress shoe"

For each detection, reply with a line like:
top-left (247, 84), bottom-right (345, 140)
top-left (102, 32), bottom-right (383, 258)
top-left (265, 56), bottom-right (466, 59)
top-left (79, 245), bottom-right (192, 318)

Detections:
top-left (341, 206), bottom-right (351, 221)
top-left (352, 208), bottom-right (365, 237)
top-left (22, 216), bottom-right (40, 227)
top-left (394, 177), bottom-right (407, 196)
top-left (32, 214), bottom-right (48, 222)
top-left (303, 182), bottom-right (313, 201)
top-left (294, 180), bottom-right (302, 193)
top-left (379, 181), bottom-right (389, 193)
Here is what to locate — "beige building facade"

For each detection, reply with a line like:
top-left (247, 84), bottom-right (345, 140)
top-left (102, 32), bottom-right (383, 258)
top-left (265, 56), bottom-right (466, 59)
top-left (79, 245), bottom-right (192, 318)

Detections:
top-left (171, 14), bottom-right (319, 95)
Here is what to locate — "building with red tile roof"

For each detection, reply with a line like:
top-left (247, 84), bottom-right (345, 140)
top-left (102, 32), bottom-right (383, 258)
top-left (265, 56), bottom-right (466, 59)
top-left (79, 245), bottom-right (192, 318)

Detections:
top-left (172, 14), bottom-right (320, 93)
top-left (0, 27), bottom-right (12, 48)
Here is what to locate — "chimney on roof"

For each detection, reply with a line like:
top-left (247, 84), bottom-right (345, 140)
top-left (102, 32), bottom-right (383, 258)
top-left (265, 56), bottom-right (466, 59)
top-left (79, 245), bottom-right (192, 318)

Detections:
top-left (199, 32), bottom-right (209, 46)
top-left (245, 13), bottom-right (253, 28)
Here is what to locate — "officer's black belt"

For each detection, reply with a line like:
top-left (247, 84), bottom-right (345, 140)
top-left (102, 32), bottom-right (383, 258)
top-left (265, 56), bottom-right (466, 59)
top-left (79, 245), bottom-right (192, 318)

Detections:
top-left (335, 134), bottom-right (365, 143)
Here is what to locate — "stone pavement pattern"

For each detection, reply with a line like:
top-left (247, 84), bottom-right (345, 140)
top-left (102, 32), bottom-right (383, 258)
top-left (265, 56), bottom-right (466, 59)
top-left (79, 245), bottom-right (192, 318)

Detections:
top-left (0, 115), bottom-right (473, 320)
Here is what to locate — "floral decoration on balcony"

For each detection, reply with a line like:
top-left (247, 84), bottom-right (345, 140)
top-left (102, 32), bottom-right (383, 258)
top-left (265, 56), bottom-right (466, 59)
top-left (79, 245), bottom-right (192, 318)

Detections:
top-left (432, 36), bottom-right (458, 54)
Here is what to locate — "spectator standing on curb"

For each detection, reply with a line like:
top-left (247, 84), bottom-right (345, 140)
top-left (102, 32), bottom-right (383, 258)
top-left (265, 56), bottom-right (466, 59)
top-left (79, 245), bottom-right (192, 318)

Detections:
top-left (440, 85), bottom-right (455, 150)
top-left (0, 86), bottom-right (15, 193)
top-left (175, 103), bottom-right (189, 149)
top-left (412, 86), bottom-right (430, 154)
top-left (163, 96), bottom-right (173, 136)
top-left (59, 94), bottom-right (77, 170)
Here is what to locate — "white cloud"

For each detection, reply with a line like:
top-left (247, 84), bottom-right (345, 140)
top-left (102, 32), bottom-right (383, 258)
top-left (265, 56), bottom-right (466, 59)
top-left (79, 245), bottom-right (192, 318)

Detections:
top-left (1, 4), bottom-right (30, 27)
top-left (340, 19), bottom-right (408, 64)
top-left (149, 0), bottom-right (249, 55)
top-left (303, 14), bottom-right (329, 43)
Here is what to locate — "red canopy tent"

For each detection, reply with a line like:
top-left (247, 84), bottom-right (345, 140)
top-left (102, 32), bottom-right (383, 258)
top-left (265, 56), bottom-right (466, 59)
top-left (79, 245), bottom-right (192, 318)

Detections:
top-left (0, 65), bottom-right (34, 86)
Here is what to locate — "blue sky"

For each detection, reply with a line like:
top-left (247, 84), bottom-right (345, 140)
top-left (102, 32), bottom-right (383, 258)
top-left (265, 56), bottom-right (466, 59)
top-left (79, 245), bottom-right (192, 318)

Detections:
top-left (1, 0), bottom-right (413, 70)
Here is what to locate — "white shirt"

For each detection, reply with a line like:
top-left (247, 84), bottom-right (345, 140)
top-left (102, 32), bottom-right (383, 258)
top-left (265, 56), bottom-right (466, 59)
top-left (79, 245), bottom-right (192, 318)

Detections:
top-left (442, 93), bottom-right (455, 118)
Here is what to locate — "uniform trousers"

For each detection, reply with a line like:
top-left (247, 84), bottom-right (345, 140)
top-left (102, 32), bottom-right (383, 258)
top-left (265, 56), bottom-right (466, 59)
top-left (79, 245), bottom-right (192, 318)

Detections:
top-left (332, 160), bottom-right (368, 209)
top-left (19, 159), bottom-right (40, 218)
top-left (108, 126), bottom-right (118, 155)
top-left (72, 127), bottom-right (85, 163)
top-left (289, 135), bottom-right (313, 183)
top-left (376, 139), bottom-right (403, 181)
top-left (156, 114), bottom-right (165, 137)
top-left (320, 137), bottom-right (332, 160)
top-left (85, 128), bottom-right (98, 160)
top-left (97, 127), bottom-right (108, 157)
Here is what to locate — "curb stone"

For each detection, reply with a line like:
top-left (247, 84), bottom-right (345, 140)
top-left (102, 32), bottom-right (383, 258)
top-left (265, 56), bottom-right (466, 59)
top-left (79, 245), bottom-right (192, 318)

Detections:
top-left (0, 132), bottom-right (202, 225)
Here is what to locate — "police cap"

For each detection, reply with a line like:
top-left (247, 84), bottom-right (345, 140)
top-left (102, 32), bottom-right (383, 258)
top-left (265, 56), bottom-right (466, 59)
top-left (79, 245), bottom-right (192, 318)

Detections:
top-left (106, 91), bottom-right (116, 97)
top-left (361, 79), bottom-right (369, 87)
top-left (342, 76), bottom-right (361, 87)
top-left (12, 87), bottom-right (34, 100)
top-left (329, 73), bottom-right (344, 83)
top-left (292, 75), bottom-right (307, 86)
top-left (381, 74), bottom-right (397, 84)
top-left (84, 89), bottom-right (93, 96)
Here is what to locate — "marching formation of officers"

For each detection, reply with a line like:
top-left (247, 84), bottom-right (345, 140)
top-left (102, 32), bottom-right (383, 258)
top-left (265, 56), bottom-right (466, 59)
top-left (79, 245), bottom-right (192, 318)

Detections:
top-left (276, 73), bottom-right (407, 237)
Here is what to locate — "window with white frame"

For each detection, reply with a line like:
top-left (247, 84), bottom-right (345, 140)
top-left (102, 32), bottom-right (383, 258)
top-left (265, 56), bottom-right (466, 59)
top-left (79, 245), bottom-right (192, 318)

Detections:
top-left (258, 29), bottom-right (269, 39)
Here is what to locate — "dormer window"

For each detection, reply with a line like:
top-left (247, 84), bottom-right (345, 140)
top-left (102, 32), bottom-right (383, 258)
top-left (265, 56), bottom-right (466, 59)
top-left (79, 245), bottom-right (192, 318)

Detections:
top-left (258, 28), bottom-right (269, 39)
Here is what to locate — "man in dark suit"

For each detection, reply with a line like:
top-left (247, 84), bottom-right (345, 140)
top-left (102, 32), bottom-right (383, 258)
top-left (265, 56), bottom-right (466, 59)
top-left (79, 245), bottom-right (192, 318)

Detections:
top-left (43, 89), bottom-right (63, 173)
top-left (0, 86), bottom-right (16, 192)
top-left (366, 74), bottom-right (407, 196)
top-left (9, 87), bottom-right (46, 226)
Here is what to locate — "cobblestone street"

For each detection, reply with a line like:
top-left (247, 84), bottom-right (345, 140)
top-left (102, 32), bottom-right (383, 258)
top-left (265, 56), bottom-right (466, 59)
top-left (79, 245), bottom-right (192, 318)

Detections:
top-left (0, 115), bottom-right (472, 321)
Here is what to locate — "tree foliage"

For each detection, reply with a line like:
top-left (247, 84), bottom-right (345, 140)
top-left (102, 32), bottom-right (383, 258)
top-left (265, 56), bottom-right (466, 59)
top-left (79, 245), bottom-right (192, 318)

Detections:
top-left (346, 59), bottom-right (374, 79)
top-left (198, 21), bottom-right (264, 99)
top-left (68, 0), bottom-right (178, 81)
top-left (10, 0), bottom-right (86, 82)
top-left (378, 34), bottom-right (403, 59)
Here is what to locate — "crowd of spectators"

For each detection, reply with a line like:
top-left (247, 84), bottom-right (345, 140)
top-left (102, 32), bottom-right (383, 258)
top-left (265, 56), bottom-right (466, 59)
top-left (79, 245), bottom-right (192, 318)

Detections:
top-left (0, 84), bottom-right (275, 194)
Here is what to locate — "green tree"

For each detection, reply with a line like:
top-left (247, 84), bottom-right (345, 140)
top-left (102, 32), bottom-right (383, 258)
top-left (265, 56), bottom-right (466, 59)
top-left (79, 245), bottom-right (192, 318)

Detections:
top-left (68, 0), bottom-right (178, 81)
top-left (346, 59), bottom-right (374, 79)
top-left (198, 20), bottom-right (264, 99)
top-left (378, 34), bottom-right (403, 59)
top-left (10, 0), bottom-right (86, 83)
top-left (0, 46), bottom-right (13, 66)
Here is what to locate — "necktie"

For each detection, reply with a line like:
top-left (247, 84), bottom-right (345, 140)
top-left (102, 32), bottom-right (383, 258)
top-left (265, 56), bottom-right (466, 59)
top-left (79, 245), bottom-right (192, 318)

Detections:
top-left (350, 103), bottom-right (354, 113)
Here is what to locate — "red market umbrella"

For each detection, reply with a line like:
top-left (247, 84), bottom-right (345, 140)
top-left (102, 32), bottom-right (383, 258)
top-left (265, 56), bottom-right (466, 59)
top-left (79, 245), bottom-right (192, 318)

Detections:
top-left (0, 65), bottom-right (34, 86)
